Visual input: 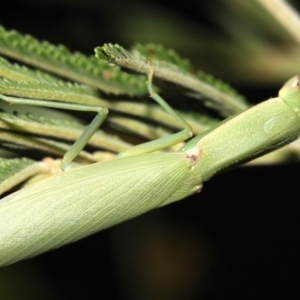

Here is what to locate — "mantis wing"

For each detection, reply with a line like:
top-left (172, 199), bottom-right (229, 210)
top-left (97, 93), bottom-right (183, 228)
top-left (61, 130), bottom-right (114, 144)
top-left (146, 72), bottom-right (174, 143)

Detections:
top-left (0, 152), bottom-right (201, 266)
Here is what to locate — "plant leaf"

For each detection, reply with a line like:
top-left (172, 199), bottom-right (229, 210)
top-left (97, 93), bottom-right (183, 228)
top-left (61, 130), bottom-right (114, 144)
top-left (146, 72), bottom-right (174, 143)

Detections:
top-left (0, 157), bottom-right (46, 195)
top-left (0, 26), bottom-right (147, 96)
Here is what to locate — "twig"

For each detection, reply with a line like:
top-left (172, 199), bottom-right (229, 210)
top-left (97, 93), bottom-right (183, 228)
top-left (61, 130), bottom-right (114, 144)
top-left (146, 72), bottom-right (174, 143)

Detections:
top-left (257, 0), bottom-right (300, 43)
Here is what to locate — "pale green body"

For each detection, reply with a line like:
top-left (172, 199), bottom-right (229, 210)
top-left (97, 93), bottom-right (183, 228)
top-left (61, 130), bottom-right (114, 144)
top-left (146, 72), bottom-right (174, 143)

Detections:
top-left (1, 76), bottom-right (300, 267)
top-left (0, 152), bottom-right (201, 266)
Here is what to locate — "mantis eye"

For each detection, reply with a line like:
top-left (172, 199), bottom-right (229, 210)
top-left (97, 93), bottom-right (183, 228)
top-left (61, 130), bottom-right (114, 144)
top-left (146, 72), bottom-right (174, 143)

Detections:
top-left (278, 75), bottom-right (300, 114)
top-left (290, 76), bottom-right (300, 88)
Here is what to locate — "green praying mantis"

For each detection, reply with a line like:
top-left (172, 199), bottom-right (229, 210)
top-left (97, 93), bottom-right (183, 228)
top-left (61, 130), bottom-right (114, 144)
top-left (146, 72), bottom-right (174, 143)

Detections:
top-left (0, 45), bottom-right (300, 267)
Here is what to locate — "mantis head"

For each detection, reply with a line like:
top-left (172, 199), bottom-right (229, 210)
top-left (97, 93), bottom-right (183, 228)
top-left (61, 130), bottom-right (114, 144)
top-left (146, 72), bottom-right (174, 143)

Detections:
top-left (279, 75), bottom-right (300, 115)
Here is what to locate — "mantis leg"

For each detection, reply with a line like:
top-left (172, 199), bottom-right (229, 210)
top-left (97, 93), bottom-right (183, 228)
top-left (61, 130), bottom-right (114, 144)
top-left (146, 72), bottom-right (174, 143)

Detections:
top-left (0, 94), bottom-right (108, 171)
top-left (0, 65), bottom-right (193, 168)
top-left (119, 66), bottom-right (193, 157)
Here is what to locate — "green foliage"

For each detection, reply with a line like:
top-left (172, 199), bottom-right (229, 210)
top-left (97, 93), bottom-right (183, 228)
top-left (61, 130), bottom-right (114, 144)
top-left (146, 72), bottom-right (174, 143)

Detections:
top-left (0, 157), bottom-right (40, 195)
top-left (0, 26), bottom-right (147, 96)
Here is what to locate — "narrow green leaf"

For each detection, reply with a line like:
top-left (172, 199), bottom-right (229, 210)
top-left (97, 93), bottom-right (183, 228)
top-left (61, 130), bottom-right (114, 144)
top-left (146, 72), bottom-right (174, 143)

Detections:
top-left (0, 26), bottom-right (148, 96)
top-left (0, 110), bottom-right (132, 153)
top-left (0, 130), bottom-right (95, 164)
top-left (0, 157), bottom-right (46, 195)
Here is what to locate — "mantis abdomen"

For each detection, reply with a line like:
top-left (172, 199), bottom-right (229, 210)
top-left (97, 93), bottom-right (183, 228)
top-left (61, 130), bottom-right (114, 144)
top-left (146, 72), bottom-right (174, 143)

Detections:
top-left (0, 152), bottom-right (201, 266)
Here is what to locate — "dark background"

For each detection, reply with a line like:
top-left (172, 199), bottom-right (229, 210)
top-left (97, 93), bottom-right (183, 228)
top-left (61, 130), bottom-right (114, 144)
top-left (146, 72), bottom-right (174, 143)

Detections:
top-left (0, 1), bottom-right (299, 299)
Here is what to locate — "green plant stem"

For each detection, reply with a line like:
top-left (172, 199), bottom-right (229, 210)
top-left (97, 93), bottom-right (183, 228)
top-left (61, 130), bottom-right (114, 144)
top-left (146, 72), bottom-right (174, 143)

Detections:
top-left (257, 0), bottom-right (300, 43)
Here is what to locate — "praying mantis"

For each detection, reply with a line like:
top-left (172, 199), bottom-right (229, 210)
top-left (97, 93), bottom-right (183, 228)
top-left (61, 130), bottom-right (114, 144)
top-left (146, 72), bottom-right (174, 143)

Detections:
top-left (0, 48), bottom-right (300, 267)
